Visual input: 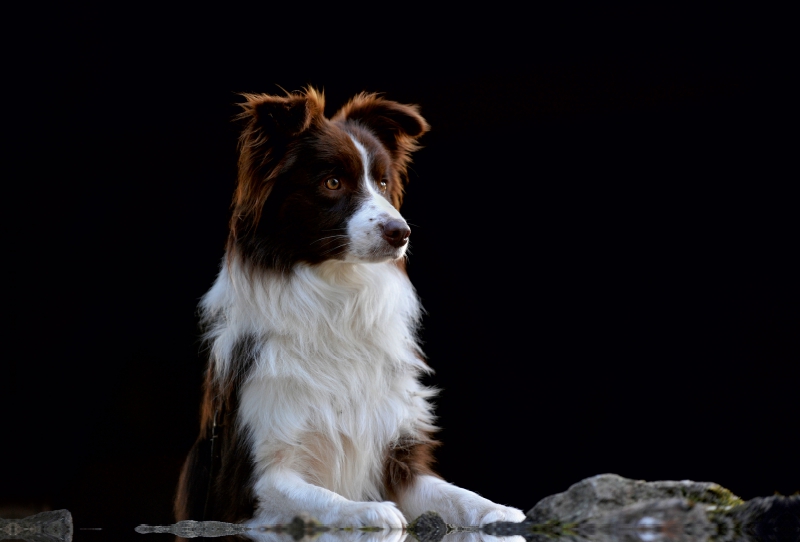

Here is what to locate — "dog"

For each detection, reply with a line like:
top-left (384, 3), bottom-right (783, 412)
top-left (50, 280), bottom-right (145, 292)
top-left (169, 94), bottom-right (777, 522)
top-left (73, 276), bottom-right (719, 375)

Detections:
top-left (175, 88), bottom-right (525, 528)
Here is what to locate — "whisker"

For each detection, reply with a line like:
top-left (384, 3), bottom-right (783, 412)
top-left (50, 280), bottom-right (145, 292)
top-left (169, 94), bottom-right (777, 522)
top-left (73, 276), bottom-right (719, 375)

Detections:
top-left (312, 234), bottom-right (349, 244)
top-left (320, 243), bottom-right (349, 255)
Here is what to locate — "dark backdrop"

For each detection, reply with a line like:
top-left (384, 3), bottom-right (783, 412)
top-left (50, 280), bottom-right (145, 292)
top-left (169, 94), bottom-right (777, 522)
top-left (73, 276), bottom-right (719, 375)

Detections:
top-left (5, 6), bottom-right (796, 537)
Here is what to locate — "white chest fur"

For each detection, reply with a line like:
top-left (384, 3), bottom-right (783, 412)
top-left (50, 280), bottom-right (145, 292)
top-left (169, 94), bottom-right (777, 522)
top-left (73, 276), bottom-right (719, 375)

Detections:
top-left (200, 258), bottom-right (437, 501)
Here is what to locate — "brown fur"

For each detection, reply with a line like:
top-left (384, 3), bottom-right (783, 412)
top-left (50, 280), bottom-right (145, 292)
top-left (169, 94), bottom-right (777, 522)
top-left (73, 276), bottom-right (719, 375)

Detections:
top-left (230, 89), bottom-right (428, 243)
top-left (230, 89), bottom-right (327, 242)
top-left (176, 89), bottom-right (434, 522)
top-left (332, 92), bottom-right (429, 209)
top-left (383, 434), bottom-right (441, 502)
top-left (175, 337), bottom-right (258, 522)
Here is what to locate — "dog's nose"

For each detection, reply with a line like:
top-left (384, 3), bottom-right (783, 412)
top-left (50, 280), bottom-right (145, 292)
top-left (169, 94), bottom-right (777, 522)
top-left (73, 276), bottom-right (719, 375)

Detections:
top-left (381, 219), bottom-right (411, 247)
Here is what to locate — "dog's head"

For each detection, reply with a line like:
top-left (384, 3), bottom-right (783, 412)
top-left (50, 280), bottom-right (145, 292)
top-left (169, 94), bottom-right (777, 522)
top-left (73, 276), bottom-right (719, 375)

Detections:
top-left (229, 88), bottom-right (429, 271)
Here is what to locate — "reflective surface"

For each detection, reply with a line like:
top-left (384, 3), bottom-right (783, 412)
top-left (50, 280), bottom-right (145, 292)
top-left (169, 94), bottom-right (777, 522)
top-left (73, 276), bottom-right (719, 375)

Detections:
top-left (5, 498), bottom-right (799, 542)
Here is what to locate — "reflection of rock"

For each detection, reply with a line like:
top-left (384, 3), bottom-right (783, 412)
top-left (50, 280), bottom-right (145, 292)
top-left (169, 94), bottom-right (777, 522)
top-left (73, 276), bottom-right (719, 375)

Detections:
top-left (526, 473), bottom-right (743, 524)
top-left (573, 498), bottom-right (715, 542)
top-left (0, 510), bottom-right (73, 542)
top-left (137, 514), bottom-right (333, 540)
top-left (407, 511), bottom-right (448, 542)
top-left (729, 495), bottom-right (800, 542)
top-left (135, 519), bottom-right (251, 537)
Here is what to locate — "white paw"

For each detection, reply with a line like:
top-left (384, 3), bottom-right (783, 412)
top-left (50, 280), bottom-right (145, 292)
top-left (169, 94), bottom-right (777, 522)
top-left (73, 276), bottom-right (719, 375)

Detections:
top-left (475, 504), bottom-right (527, 525)
top-left (325, 500), bottom-right (406, 529)
top-left (441, 493), bottom-right (526, 526)
top-left (399, 476), bottom-right (526, 527)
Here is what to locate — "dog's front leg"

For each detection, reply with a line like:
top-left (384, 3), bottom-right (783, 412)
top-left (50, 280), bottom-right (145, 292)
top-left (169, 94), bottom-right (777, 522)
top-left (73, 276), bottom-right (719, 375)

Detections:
top-left (250, 467), bottom-right (406, 528)
top-left (395, 474), bottom-right (526, 526)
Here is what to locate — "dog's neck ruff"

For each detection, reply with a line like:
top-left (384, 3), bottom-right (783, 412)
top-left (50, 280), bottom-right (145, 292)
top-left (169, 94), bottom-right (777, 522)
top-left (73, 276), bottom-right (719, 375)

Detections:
top-left (200, 257), bottom-right (429, 387)
top-left (200, 256), bottom-right (435, 502)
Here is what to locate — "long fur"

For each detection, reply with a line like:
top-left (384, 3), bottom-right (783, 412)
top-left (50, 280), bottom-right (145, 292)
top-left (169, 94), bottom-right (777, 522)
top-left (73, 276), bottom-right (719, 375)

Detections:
top-left (175, 88), bottom-right (525, 528)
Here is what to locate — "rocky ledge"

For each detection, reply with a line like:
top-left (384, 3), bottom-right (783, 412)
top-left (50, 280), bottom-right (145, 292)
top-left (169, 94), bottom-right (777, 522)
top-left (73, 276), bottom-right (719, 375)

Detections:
top-left (482, 473), bottom-right (798, 542)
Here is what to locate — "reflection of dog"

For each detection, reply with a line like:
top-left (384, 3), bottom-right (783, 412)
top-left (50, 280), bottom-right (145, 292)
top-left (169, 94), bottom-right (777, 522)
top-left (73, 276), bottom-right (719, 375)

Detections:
top-left (175, 89), bottom-right (525, 528)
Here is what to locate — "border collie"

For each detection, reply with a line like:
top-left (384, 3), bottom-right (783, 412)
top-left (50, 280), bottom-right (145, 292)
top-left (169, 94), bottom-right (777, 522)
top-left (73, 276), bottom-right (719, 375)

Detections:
top-left (175, 88), bottom-right (525, 528)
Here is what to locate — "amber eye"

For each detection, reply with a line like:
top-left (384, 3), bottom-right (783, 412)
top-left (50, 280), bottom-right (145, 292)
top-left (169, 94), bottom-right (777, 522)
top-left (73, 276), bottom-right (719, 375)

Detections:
top-left (379, 179), bottom-right (388, 191)
top-left (324, 178), bottom-right (341, 190)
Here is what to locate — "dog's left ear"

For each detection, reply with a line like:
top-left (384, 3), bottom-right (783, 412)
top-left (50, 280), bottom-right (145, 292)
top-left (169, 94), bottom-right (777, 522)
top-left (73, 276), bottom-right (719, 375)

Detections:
top-left (334, 94), bottom-right (429, 152)
top-left (334, 94), bottom-right (429, 148)
top-left (334, 93), bottom-right (429, 206)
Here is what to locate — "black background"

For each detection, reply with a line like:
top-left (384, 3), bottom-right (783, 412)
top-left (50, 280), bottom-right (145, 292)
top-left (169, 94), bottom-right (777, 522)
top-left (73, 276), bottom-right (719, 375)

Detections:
top-left (4, 5), bottom-right (797, 538)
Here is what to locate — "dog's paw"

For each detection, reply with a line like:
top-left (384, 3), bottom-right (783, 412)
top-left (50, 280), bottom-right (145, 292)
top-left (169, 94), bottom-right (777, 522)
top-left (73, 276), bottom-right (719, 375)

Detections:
top-left (325, 500), bottom-right (406, 529)
top-left (473, 504), bottom-right (526, 525)
top-left (402, 476), bottom-right (525, 527)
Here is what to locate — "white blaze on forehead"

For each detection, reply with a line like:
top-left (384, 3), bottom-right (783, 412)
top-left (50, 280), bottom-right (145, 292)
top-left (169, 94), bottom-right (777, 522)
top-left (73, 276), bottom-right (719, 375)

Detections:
top-left (349, 135), bottom-right (371, 174)
top-left (345, 133), bottom-right (407, 262)
top-left (348, 134), bottom-right (402, 218)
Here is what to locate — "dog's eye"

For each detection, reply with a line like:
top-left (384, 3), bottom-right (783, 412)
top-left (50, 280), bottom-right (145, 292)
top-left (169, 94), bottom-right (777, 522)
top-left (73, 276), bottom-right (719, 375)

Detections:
top-left (324, 178), bottom-right (341, 190)
top-left (379, 180), bottom-right (387, 191)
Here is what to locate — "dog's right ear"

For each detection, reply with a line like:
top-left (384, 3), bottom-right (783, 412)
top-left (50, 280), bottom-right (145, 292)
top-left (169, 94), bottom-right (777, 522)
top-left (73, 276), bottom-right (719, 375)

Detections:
top-left (231, 89), bottom-right (326, 242)
top-left (236, 89), bottom-right (325, 140)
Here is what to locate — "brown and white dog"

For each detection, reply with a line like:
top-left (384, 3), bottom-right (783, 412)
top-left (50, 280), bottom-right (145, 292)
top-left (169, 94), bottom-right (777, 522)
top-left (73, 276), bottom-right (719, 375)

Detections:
top-left (175, 88), bottom-right (525, 528)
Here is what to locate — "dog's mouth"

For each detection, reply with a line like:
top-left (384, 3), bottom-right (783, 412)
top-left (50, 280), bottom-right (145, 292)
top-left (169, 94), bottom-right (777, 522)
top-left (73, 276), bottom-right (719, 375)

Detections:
top-left (344, 241), bottom-right (408, 264)
top-left (339, 228), bottom-right (409, 264)
top-left (384, 240), bottom-right (410, 260)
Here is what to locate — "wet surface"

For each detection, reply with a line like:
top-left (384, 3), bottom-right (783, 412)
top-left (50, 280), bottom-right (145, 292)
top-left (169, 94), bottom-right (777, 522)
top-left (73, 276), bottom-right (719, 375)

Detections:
top-left (4, 497), bottom-right (799, 542)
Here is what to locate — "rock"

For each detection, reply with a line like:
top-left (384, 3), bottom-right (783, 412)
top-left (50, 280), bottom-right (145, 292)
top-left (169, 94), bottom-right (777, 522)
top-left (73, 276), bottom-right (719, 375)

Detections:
top-left (513, 473), bottom-right (798, 542)
top-left (407, 511), bottom-right (448, 542)
top-left (526, 473), bottom-right (743, 524)
top-left (484, 499), bottom-right (714, 542)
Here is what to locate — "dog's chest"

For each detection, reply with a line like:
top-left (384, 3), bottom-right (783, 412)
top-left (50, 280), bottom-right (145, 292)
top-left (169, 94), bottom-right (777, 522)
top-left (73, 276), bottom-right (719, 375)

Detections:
top-left (221, 262), bottom-right (432, 500)
top-left (239, 347), bottom-right (426, 500)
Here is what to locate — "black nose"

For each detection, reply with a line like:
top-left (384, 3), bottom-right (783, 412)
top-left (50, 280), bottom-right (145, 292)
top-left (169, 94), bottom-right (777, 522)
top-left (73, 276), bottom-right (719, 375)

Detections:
top-left (381, 219), bottom-right (411, 248)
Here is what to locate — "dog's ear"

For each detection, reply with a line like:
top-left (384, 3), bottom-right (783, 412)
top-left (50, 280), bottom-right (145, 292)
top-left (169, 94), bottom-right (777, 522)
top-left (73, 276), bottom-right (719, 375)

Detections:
top-left (333, 93), bottom-right (429, 156)
top-left (333, 94), bottom-right (429, 207)
top-left (237, 89), bottom-right (325, 139)
top-left (231, 88), bottom-right (326, 240)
